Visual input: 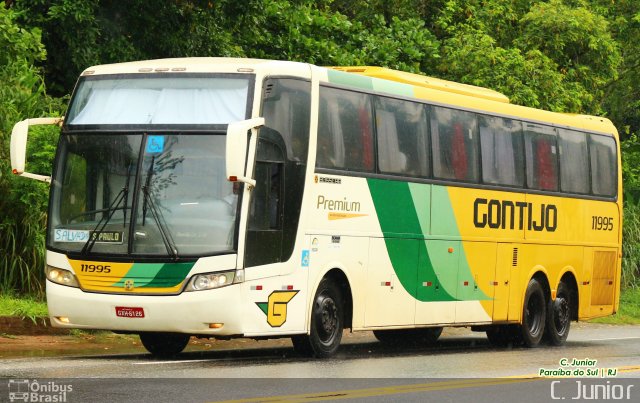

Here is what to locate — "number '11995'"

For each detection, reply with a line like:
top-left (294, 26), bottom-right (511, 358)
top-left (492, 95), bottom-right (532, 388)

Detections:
top-left (592, 216), bottom-right (613, 231)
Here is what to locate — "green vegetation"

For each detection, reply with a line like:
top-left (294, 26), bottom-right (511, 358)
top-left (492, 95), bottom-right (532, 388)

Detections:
top-left (0, 294), bottom-right (48, 321)
top-left (590, 287), bottom-right (640, 325)
top-left (0, 0), bottom-right (639, 297)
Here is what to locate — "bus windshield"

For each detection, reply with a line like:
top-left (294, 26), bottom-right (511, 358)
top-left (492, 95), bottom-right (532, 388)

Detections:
top-left (49, 133), bottom-right (238, 257)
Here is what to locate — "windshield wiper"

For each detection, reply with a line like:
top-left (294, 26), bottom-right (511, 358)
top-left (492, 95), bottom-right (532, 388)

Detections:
top-left (80, 186), bottom-right (128, 255)
top-left (141, 156), bottom-right (179, 260)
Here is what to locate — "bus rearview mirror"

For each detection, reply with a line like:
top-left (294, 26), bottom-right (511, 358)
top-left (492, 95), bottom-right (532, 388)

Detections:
top-left (226, 117), bottom-right (265, 187)
top-left (10, 117), bottom-right (64, 183)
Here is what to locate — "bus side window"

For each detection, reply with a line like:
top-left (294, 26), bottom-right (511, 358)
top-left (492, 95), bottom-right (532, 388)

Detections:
top-left (261, 79), bottom-right (311, 163)
top-left (375, 97), bottom-right (430, 177)
top-left (524, 124), bottom-right (558, 191)
top-left (479, 116), bottom-right (524, 187)
top-left (590, 134), bottom-right (617, 197)
top-left (317, 97), bottom-right (341, 168)
top-left (431, 106), bottom-right (479, 182)
top-left (317, 86), bottom-right (373, 172)
top-left (558, 128), bottom-right (589, 194)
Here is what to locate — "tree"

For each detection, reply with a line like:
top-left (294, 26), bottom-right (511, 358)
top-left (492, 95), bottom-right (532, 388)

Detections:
top-left (0, 2), bottom-right (65, 295)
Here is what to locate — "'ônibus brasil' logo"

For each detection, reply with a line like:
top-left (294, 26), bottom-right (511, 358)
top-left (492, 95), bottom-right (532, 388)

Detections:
top-left (256, 290), bottom-right (299, 327)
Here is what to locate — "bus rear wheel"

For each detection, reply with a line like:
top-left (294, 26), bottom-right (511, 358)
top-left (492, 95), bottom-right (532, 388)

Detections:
top-left (292, 278), bottom-right (344, 358)
top-left (520, 279), bottom-right (546, 347)
top-left (545, 282), bottom-right (571, 346)
top-left (139, 332), bottom-right (190, 357)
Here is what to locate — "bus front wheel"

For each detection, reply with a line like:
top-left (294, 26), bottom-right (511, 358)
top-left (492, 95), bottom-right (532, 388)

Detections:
top-left (292, 278), bottom-right (344, 358)
top-left (545, 281), bottom-right (571, 346)
top-left (520, 279), bottom-right (546, 347)
top-left (139, 332), bottom-right (190, 357)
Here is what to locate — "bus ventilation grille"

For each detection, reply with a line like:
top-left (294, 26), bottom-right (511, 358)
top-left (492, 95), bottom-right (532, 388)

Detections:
top-left (591, 251), bottom-right (616, 306)
top-left (512, 248), bottom-right (519, 267)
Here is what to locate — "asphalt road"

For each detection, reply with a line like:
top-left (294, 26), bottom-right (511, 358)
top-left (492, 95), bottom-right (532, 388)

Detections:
top-left (1, 323), bottom-right (638, 402)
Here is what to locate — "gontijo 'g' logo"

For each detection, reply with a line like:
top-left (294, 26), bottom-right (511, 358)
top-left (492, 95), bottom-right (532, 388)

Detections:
top-left (256, 290), bottom-right (298, 327)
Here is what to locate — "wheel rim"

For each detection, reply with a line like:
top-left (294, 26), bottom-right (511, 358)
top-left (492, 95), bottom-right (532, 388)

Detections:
top-left (553, 296), bottom-right (570, 335)
top-left (316, 296), bottom-right (338, 345)
top-left (525, 292), bottom-right (543, 336)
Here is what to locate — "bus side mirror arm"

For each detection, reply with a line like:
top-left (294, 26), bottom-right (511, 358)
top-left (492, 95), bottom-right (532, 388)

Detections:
top-left (10, 117), bottom-right (64, 184)
top-left (226, 117), bottom-right (265, 187)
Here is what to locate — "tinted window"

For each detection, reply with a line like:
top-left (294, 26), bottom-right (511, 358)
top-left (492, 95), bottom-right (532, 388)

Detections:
top-left (590, 134), bottom-right (617, 197)
top-left (558, 129), bottom-right (589, 194)
top-left (317, 87), bottom-right (374, 171)
top-left (524, 123), bottom-right (558, 191)
top-left (375, 97), bottom-right (430, 177)
top-left (430, 106), bottom-right (479, 182)
top-left (262, 79), bottom-right (311, 162)
top-left (479, 116), bottom-right (524, 187)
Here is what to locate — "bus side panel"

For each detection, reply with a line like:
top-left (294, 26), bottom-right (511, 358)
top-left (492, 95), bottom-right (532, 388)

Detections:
top-left (241, 260), bottom-right (309, 336)
top-left (364, 237), bottom-right (416, 327)
top-left (580, 246), bottom-right (619, 319)
top-left (493, 243), bottom-right (517, 322)
top-left (455, 241), bottom-right (496, 323)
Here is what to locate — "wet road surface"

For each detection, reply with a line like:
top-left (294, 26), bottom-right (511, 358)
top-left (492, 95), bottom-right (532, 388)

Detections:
top-left (1, 323), bottom-right (638, 402)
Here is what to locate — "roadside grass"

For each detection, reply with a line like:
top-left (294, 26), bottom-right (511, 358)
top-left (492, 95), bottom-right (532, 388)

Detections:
top-left (0, 294), bottom-right (48, 322)
top-left (588, 287), bottom-right (640, 325)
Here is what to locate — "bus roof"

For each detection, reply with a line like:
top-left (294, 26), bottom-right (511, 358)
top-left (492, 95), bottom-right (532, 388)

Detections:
top-left (80, 57), bottom-right (310, 76)
top-left (332, 66), bottom-right (511, 104)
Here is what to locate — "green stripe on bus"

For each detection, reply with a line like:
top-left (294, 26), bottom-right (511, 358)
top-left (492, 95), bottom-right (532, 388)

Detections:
top-left (367, 179), bottom-right (456, 301)
top-left (111, 262), bottom-right (194, 288)
top-left (327, 69), bottom-right (374, 90)
top-left (368, 179), bottom-right (490, 302)
top-left (142, 262), bottom-right (194, 288)
top-left (371, 78), bottom-right (414, 97)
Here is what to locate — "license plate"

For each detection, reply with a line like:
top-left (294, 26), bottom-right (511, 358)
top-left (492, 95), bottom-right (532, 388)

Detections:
top-left (115, 306), bottom-right (145, 318)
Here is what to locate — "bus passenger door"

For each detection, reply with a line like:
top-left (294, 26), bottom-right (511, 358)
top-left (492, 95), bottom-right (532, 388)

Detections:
top-left (244, 138), bottom-right (284, 267)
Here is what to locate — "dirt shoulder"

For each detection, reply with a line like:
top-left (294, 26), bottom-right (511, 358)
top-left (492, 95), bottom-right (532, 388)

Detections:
top-left (0, 317), bottom-right (623, 360)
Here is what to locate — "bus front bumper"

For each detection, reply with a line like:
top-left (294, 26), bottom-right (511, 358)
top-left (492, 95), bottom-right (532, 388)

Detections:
top-left (46, 280), bottom-right (245, 336)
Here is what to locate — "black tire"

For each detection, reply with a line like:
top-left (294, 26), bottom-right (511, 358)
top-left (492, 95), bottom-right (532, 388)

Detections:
top-left (292, 278), bottom-right (344, 358)
top-left (374, 327), bottom-right (443, 345)
top-left (139, 332), bottom-right (190, 357)
top-left (520, 279), bottom-right (546, 347)
top-left (545, 281), bottom-right (572, 346)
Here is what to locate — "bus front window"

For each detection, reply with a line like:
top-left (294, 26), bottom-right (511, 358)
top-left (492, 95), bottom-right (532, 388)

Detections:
top-left (49, 134), bottom-right (237, 257)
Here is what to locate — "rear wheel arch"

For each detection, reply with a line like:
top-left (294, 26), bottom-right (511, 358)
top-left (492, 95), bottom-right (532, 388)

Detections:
top-left (558, 271), bottom-right (579, 321)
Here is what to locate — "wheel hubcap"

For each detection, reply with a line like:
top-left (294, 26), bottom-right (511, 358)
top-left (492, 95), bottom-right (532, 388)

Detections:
top-left (318, 298), bottom-right (338, 341)
top-left (554, 297), bottom-right (570, 333)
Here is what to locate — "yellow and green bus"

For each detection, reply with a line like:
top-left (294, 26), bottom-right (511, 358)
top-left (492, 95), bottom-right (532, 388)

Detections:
top-left (11, 58), bottom-right (621, 357)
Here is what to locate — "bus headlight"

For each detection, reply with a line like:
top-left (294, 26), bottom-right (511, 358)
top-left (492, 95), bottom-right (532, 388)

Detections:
top-left (186, 271), bottom-right (235, 291)
top-left (45, 265), bottom-right (80, 288)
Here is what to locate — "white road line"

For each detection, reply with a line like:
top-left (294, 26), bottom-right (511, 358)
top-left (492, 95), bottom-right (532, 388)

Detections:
top-left (585, 336), bottom-right (640, 341)
top-left (133, 359), bottom-right (213, 365)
